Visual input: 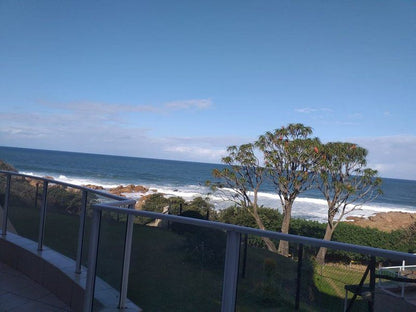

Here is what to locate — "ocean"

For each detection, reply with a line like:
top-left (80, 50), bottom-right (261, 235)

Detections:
top-left (1, 146), bottom-right (415, 222)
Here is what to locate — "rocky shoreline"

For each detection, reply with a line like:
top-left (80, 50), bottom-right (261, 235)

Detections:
top-left (346, 211), bottom-right (416, 232)
top-left (84, 183), bottom-right (416, 232)
top-left (83, 183), bottom-right (155, 210)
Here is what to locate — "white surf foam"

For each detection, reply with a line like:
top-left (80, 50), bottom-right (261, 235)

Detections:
top-left (20, 171), bottom-right (121, 189)
top-left (55, 175), bottom-right (121, 189)
top-left (19, 171), bottom-right (416, 222)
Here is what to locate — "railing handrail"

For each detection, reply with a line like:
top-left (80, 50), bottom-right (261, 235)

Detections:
top-left (0, 170), bottom-right (128, 201)
top-left (379, 265), bottom-right (416, 270)
top-left (93, 203), bottom-right (416, 263)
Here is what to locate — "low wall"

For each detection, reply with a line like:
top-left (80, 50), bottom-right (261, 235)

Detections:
top-left (0, 232), bottom-right (140, 311)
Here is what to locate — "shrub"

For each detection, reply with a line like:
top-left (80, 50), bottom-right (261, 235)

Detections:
top-left (47, 186), bottom-right (83, 214)
top-left (167, 196), bottom-right (186, 215)
top-left (0, 160), bottom-right (17, 172)
top-left (172, 209), bottom-right (225, 268)
top-left (187, 196), bottom-right (213, 218)
top-left (171, 210), bottom-right (206, 235)
top-left (141, 193), bottom-right (170, 213)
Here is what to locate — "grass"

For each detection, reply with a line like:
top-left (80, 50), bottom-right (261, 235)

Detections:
top-left (313, 263), bottom-right (369, 311)
top-left (4, 194), bottom-right (367, 311)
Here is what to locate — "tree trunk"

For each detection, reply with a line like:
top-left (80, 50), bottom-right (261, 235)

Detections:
top-left (263, 237), bottom-right (278, 253)
top-left (251, 208), bottom-right (278, 253)
top-left (278, 204), bottom-right (292, 256)
top-left (316, 223), bottom-right (335, 265)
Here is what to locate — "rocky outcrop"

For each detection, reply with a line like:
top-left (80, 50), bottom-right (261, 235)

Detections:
top-left (26, 178), bottom-right (42, 187)
top-left (83, 184), bottom-right (105, 190)
top-left (25, 176), bottom-right (54, 187)
top-left (134, 194), bottom-right (154, 210)
top-left (109, 184), bottom-right (149, 196)
top-left (347, 211), bottom-right (416, 232)
top-left (0, 160), bottom-right (17, 172)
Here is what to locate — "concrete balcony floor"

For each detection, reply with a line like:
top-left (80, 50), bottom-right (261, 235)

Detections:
top-left (0, 261), bottom-right (70, 312)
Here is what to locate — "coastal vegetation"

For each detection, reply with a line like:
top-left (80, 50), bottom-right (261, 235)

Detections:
top-left (209, 123), bottom-right (382, 263)
top-left (121, 191), bottom-right (416, 263)
top-left (216, 205), bottom-right (416, 260)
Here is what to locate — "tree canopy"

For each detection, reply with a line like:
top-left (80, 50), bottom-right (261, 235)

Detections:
top-left (314, 142), bottom-right (382, 263)
top-left (210, 123), bottom-right (382, 259)
top-left (256, 124), bottom-right (321, 255)
top-left (209, 143), bottom-right (278, 252)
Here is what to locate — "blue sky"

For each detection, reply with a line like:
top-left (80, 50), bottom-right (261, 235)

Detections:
top-left (0, 1), bottom-right (415, 179)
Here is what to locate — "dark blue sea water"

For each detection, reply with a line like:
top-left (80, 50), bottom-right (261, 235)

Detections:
top-left (1, 146), bottom-right (415, 221)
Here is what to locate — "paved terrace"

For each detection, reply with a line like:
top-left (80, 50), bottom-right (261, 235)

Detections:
top-left (0, 261), bottom-right (69, 311)
top-left (0, 229), bottom-right (140, 312)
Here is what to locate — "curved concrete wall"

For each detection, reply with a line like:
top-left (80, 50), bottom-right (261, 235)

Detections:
top-left (0, 232), bottom-right (140, 311)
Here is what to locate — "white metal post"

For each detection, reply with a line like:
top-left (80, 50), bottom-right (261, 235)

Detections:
top-left (38, 181), bottom-right (48, 251)
top-left (83, 207), bottom-right (102, 312)
top-left (76, 190), bottom-right (88, 273)
top-left (119, 204), bottom-right (134, 308)
top-left (221, 231), bottom-right (241, 312)
top-left (1, 174), bottom-right (11, 235)
top-left (401, 260), bottom-right (406, 297)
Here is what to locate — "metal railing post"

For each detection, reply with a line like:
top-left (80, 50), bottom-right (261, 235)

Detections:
top-left (369, 256), bottom-right (376, 312)
top-left (38, 181), bottom-right (48, 251)
top-left (295, 244), bottom-right (304, 310)
top-left (2, 174), bottom-right (11, 235)
top-left (119, 204), bottom-right (135, 309)
top-left (75, 190), bottom-right (88, 274)
top-left (241, 234), bottom-right (248, 279)
top-left (34, 182), bottom-right (39, 211)
top-left (221, 231), bottom-right (241, 312)
top-left (84, 207), bottom-right (102, 312)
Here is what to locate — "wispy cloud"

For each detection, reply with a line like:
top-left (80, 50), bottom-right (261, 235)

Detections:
top-left (164, 145), bottom-right (225, 162)
top-left (0, 99), bottom-right (229, 164)
top-left (39, 99), bottom-right (212, 115)
top-left (64, 102), bottom-right (157, 114)
top-left (348, 112), bottom-right (363, 119)
top-left (295, 107), bottom-right (333, 114)
top-left (163, 99), bottom-right (212, 111)
top-left (159, 135), bottom-right (242, 162)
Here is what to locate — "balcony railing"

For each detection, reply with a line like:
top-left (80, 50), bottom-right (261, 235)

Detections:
top-left (1, 170), bottom-right (416, 312)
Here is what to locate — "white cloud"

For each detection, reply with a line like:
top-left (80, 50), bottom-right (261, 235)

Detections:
top-left (163, 99), bottom-right (212, 110)
top-left (352, 135), bottom-right (416, 180)
top-left (0, 100), bottom-right (229, 164)
top-left (295, 107), bottom-right (333, 114)
top-left (5, 100), bottom-right (415, 179)
top-left (164, 145), bottom-right (225, 162)
top-left (38, 99), bottom-right (212, 115)
top-left (64, 102), bottom-right (157, 114)
top-left (348, 112), bottom-right (363, 119)
top-left (295, 108), bottom-right (318, 114)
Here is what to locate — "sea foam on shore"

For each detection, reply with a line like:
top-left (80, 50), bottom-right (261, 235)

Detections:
top-left (20, 171), bottom-right (416, 224)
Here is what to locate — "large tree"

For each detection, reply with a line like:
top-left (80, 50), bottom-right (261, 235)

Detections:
top-left (257, 124), bottom-right (320, 256)
top-left (209, 143), bottom-right (278, 253)
top-left (315, 142), bottom-right (382, 264)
